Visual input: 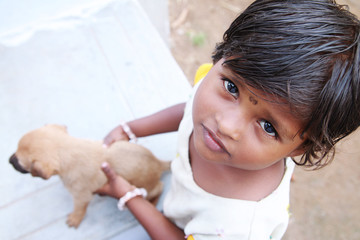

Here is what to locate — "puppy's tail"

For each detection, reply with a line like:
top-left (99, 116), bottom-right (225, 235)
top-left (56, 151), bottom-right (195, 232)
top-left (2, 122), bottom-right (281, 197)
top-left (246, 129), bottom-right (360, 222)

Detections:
top-left (159, 160), bottom-right (171, 172)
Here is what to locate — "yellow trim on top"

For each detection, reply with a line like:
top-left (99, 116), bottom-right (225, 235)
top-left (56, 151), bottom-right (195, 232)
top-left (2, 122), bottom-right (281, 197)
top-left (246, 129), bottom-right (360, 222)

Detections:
top-left (194, 63), bottom-right (213, 85)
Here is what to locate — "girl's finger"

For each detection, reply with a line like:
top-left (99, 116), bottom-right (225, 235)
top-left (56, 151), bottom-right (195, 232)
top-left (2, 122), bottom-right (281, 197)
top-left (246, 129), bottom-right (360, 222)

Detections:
top-left (101, 162), bottom-right (117, 181)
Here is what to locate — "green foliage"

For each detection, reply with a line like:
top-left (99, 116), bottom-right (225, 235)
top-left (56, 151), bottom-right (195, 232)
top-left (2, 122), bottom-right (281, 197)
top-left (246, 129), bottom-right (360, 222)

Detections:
top-left (187, 31), bottom-right (206, 46)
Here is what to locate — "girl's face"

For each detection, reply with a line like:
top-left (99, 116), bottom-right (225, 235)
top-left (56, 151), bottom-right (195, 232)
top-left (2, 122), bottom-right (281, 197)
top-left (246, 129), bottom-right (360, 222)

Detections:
top-left (192, 59), bottom-right (306, 170)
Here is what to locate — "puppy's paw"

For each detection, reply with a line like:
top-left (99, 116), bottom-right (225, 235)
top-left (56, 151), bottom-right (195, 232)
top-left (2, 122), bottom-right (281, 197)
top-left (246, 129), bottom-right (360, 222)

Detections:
top-left (66, 212), bottom-right (84, 228)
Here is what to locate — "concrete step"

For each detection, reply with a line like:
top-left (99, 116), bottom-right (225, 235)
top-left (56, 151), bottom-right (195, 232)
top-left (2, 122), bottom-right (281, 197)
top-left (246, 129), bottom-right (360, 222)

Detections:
top-left (0, 0), bottom-right (190, 239)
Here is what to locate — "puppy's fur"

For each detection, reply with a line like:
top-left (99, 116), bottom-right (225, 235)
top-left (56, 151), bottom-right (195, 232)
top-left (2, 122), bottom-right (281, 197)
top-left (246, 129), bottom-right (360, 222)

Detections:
top-left (9, 124), bottom-right (170, 228)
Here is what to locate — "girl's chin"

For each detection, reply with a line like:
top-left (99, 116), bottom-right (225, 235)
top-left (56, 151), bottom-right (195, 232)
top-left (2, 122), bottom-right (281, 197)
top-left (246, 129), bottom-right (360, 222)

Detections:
top-left (193, 136), bottom-right (226, 162)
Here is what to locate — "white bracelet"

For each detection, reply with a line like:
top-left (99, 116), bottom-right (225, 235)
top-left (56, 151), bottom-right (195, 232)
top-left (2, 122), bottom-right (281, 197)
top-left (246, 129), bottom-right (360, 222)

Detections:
top-left (117, 188), bottom-right (147, 211)
top-left (119, 121), bottom-right (137, 143)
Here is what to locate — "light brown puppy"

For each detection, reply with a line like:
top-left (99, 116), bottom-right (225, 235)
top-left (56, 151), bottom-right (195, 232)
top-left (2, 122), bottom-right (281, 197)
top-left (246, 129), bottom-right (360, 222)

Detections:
top-left (9, 124), bottom-right (170, 228)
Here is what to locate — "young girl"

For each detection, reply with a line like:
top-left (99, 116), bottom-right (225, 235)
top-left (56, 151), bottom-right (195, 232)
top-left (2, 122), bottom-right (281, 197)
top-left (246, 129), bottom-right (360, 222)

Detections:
top-left (97, 0), bottom-right (360, 239)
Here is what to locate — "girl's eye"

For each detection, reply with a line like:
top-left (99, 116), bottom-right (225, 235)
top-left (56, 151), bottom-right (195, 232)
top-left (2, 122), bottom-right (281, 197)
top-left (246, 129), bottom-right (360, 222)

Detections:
top-left (259, 120), bottom-right (277, 137)
top-left (223, 80), bottom-right (239, 98)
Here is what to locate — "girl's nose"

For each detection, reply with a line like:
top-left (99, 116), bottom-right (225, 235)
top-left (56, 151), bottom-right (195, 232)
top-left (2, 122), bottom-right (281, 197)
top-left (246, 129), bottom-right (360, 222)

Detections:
top-left (215, 110), bottom-right (246, 141)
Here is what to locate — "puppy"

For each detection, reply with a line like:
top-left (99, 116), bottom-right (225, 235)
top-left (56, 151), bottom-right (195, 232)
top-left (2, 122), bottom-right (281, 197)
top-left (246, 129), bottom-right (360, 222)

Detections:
top-left (9, 124), bottom-right (170, 228)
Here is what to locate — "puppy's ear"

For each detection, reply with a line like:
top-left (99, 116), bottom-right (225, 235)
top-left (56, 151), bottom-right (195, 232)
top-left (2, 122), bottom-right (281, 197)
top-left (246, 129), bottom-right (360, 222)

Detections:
top-left (45, 124), bottom-right (68, 133)
top-left (30, 160), bottom-right (57, 180)
top-left (55, 124), bottom-right (68, 133)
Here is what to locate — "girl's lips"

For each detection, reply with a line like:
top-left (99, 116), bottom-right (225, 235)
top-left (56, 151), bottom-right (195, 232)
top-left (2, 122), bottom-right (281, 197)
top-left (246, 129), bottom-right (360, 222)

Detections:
top-left (202, 124), bottom-right (229, 154)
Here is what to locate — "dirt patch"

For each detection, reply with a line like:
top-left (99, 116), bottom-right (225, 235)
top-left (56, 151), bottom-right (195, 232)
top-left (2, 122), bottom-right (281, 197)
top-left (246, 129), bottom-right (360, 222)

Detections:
top-left (169, 1), bottom-right (360, 239)
top-left (169, 0), bottom-right (253, 83)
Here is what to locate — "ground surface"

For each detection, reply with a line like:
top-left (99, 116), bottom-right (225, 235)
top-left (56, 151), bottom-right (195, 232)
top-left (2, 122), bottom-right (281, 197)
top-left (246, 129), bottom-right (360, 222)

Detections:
top-left (168, 1), bottom-right (360, 239)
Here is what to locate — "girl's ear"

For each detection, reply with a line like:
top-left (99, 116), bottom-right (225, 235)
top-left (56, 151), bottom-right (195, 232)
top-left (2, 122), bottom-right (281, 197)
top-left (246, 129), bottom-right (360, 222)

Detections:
top-left (288, 144), bottom-right (306, 157)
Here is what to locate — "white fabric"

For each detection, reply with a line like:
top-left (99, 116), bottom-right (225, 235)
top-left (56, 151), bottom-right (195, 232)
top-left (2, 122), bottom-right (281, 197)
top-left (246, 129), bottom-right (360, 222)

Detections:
top-left (163, 82), bottom-right (295, 240)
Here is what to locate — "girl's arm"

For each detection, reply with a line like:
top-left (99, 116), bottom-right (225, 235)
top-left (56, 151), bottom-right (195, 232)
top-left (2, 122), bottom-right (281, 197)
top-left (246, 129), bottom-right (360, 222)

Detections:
top-left (127, 197), bottom-right (185, 240)
top-left (97, 162), bottom-right (185, 240)
top-left (103, 103), bottom-right (186, 146)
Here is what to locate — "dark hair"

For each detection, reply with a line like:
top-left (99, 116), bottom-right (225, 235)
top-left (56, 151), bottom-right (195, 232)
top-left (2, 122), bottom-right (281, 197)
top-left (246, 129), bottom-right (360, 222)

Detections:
top-left (212, 0), bottom-right (360, 168)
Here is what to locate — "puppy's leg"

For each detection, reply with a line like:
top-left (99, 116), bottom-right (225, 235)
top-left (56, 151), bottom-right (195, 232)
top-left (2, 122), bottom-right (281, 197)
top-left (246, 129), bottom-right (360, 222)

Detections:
top-left (66, 193), bottom-right (92, 228)
top-left (147, 182), bottom-right (163, 206)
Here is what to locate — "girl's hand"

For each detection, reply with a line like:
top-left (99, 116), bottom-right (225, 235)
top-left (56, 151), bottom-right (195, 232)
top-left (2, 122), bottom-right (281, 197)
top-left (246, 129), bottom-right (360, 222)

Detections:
top-left (103, 103), bottom-right (186, 148)
top-left (103, 125), bottom-right (130, 147)
top-left (97, 164), bottom-right (186, 240)
top-left (96, 162), bottom-right (134, 199)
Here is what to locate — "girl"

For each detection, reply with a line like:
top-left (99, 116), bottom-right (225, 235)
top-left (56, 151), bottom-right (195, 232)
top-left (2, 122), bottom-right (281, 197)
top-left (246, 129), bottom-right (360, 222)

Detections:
top-left (97, 0), bottom-right (360, 239)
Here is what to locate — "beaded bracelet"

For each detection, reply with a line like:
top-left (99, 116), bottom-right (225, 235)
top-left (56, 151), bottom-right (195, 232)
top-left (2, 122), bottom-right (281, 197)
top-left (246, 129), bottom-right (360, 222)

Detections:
top-left (119, 121), bottom-right (137, 143)
top-left (117, 188), bottom-right (147, 211)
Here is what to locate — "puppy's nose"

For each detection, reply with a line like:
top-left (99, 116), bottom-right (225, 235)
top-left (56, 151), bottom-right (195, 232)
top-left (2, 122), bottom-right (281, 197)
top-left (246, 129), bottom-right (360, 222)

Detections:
top-left (9, 153), bottom-right (17, 164)
top-left (9, 153), bottom-right (29, 174)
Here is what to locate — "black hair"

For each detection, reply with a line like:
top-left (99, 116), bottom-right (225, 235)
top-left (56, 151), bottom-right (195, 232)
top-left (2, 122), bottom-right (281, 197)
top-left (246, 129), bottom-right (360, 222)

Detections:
top-left (212, 0), bottom-right (360, 168)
